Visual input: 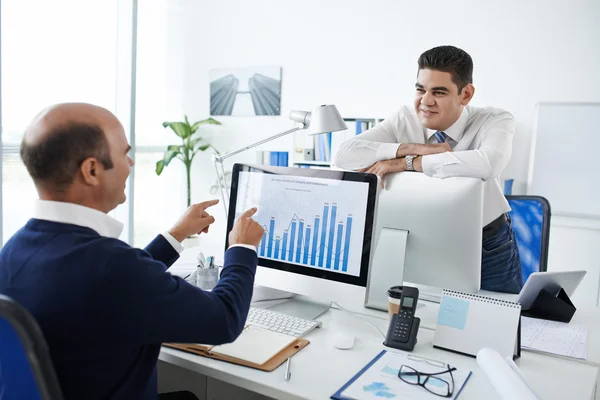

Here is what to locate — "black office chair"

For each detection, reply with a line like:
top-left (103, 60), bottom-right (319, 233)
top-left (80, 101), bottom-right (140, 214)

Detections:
top-left (0, 295), bottom-right (63, 400)
top-left (506, 196), bottom-right (551, 284)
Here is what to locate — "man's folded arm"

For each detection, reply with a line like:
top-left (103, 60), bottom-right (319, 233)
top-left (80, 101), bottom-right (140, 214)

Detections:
top-left (421, 116), bottom-right (514, 180)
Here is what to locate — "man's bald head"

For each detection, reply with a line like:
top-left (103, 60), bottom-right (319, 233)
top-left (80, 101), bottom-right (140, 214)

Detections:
top-left (20, 103), bottom-right (116, 192)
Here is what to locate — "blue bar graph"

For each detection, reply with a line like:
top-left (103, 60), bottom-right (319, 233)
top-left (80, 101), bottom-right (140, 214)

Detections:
top-left (343, 216), bottom-right (353, 272)
top-left (255, 204), bottom-right (353, 271)
top-left (260, 232), bottom-right (266, 257)
top-left (295, 220), bottom-right (304, 263)
top-left (318, 205), bottom-right (329, 268)
top-left (334, 223), bottom-right (343, 270)
top-left (303, 227), bottom-right (311, 264)
top-left (289, 221), bottom-right (297, 262)
top-left (326, 204), bottom-right (337, 269)
top-left (267, 218), bottom-right (275, 257)
top-left (311, 217), bottom-right (320, 266)
top-left (282, 231), bottom-right (288, 262)
top-left (274, 237), bottom-right (281, 259)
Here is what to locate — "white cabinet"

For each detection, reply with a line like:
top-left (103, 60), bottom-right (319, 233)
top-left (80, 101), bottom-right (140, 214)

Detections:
top-left (547, 216), bottom-right (600, 307)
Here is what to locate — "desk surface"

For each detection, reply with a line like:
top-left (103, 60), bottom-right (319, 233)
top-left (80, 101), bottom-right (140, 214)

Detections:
top-left (159, 306), bottom-right (598, 400)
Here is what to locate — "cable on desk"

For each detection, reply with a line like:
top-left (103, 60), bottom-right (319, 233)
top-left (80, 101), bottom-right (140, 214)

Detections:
top-left (332, 302), bottom-right (386, 339)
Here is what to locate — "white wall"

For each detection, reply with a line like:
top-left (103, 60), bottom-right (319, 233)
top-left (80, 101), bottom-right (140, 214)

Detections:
top-left (161, 0), bottom-right (600, 303)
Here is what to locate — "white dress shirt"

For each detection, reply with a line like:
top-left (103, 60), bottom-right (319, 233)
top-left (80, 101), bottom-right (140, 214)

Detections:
top-left (33, 200), bottom-right (184, 253)
top-left (334, 105), bottom-right (514, 226)
top-left (32, 200), bottom-right (256, 253)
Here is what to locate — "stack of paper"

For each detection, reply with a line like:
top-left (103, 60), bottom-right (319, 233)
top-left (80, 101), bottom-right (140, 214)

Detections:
top-left (521, 316), bottom-right (588, 359)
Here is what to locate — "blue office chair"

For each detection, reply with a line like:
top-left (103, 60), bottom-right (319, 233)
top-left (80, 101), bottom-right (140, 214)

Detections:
top-left (506, 196), bottom-right (551, 284)
top-left (0, 295), bottom-right (63, 400)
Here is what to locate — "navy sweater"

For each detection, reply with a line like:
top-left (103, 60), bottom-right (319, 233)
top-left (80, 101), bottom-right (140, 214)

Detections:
top-left (0, 219), bottom-right (257, 400)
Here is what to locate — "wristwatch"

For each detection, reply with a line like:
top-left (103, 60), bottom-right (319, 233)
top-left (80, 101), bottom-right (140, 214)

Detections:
top-left (405, 155), bottom-right (417, 171)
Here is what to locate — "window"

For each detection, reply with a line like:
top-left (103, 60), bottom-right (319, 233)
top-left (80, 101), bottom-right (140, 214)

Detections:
top-left (133, 0), bottom-right (189, 247)
top-left (1, 0), bottom-right (121, 244)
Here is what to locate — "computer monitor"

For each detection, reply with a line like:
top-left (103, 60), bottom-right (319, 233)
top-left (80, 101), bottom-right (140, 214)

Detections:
top-left (365, 172), bottom-right (483, 309)
top-left (226, 163), bottom-right (379, 319)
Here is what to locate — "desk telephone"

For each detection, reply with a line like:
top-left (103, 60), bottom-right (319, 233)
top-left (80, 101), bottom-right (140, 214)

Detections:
top-left (384, 286), bottom-right (420, 351)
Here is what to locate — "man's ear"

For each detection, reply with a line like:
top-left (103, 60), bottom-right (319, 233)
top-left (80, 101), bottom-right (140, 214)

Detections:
top-left (80, 158), bottom-right (102, 186)
top-left (460, 83), bottom-right (475, 106)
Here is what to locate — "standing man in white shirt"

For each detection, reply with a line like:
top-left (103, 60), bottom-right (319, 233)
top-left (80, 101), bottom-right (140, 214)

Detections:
top-left (334, 45), bottom-right (522, 294)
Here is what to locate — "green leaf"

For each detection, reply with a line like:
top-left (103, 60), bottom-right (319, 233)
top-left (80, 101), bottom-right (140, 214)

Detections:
top-left (158, 150), bottom-right (180, 171)
top-left (190, 118), bottom-right (221, 133)
top-left (196, 144), bottom-right (211, 152)
top-left (189, 137), bottom-right (203, 150)
top-left (155, 160), bottom-right (165, 175)
top-left (163, 150), bottom-right (179, 163)
top-left (184, 115), bottom-right (190, 126)
top-left (162, 121), bottom-right (191, 139)
top-left (167, 145), bottom-right (183, 152)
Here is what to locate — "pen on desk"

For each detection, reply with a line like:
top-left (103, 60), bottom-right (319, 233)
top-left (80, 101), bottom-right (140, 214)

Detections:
top-left (284, 357), bottom-right (292, 381)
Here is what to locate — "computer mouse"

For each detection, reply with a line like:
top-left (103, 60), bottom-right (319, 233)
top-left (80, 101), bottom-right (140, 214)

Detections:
top-left (332, 332), bottom-right (355, 350)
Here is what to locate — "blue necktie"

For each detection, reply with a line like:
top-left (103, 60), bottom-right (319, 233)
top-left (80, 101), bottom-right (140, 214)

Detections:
top-left (434, 131), bottom-right (448, 144)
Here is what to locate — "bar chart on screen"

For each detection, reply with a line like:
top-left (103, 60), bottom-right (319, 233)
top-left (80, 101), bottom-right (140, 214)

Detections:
top-left (258, 203), bottom-right (354, 272)
top-left (235, 171), bottom-right (369, 277)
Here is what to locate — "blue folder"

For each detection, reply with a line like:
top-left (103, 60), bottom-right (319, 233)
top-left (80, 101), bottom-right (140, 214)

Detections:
top-left (330, 350), bottom-right (471, 400)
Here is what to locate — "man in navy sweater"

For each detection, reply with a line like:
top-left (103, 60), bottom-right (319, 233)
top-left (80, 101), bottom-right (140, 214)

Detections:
top-left (0, 103), bottom-right (265, 400)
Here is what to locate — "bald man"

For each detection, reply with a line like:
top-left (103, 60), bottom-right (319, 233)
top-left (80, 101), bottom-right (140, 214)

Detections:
top-left (0, 103), bottom-right (265, 400)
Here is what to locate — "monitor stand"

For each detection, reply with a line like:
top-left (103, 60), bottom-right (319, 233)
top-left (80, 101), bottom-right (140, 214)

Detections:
top-left (251, 285), bottom-right (294, 302)
top-left (266, 294), bottom-right (332, 321)
top-left (364, 227), bottom-right (409, 311)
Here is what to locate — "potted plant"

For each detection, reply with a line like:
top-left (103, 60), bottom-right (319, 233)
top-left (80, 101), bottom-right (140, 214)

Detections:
top-left (156, 116), bottom-right (221, 208)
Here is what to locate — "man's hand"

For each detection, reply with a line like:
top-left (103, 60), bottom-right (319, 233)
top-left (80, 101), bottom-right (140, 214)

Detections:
top-left (228, 207), bottom-right (265, 248)
top-left (168, 199), bottom-right (219, 242)
top-left (359, 159), bottom-right (407, 188)
top-left (396, 143), bottom-right (451, 158)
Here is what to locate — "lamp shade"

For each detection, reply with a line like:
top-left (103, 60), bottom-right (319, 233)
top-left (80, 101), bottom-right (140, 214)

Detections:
top-left (308, 105), bottom-right (347, 135)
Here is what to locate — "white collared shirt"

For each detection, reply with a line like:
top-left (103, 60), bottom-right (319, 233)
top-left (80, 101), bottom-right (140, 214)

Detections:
top-left (32, 200), bottom-right (257, 254)
top-left (334, 105), bottom-right (514, 226)
top-left (33, 200), bottom-right (184, 253)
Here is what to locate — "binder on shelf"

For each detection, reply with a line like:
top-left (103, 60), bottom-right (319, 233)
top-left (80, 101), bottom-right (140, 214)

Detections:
top-left (278, 151), bottom-right (289, 167)
top-left (164, 325), bottom-right (309, 372)
top-left (433, 289), bottom-right (521, 360)
top-left (256, 151), bottom-right (290, 166)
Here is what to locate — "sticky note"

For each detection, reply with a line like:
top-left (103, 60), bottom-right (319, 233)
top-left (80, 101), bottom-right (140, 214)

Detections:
top-left (437, 296), bottom-right (470, 330)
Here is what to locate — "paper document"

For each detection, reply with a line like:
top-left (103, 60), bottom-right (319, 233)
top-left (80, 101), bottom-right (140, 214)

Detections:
top-left (338, 351), bottom-right (471, 400)
top-left (209, 325), bottom-right (296, 365)
top-left (521, 316), bottom-right (587, 359)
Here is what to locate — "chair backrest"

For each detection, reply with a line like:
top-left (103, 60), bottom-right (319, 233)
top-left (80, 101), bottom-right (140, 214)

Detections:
top-left (506, 196), bottom-right (551, 284)
top-left (0, 295), bottom-right (63, 400)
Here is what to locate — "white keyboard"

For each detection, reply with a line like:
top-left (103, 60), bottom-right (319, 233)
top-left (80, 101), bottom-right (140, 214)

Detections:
top-left (246, 307), bottom-right (322, 337)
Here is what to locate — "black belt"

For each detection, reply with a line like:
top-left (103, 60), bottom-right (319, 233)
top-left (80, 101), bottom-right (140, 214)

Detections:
top-left (482, 213), bottom-right (508, 240)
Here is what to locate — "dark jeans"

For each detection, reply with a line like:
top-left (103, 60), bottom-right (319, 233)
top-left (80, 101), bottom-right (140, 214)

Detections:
top-left (481, 216), bottom-right (523, 294)
top-left (159, 391), bottom-right (199, 400)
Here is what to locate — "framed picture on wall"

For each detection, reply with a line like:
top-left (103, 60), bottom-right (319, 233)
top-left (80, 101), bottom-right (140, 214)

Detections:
top-left (209, 66), bottom-right (282, 116)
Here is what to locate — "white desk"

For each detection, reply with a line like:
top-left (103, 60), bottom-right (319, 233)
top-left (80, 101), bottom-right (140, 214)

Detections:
top-left (159, 306), bottom-right (598, 400)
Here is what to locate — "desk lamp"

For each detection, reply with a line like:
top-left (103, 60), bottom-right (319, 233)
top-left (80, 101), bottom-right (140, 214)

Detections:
top-left (212, 104), bottom-right (347, 216)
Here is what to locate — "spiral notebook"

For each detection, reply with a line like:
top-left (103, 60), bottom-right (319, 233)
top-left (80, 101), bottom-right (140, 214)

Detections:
top-left (433, 289), bottom-right (521, 359)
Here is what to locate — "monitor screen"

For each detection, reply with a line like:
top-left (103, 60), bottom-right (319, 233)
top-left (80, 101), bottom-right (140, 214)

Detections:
top-left (226, 164), bottom-right (378, 287)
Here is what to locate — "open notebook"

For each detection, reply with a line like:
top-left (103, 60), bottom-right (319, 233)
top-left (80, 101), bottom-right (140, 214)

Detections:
top-left (209, 325), bottom-right (297, 365)
top-left (164, 325), bottom-right (309, 371)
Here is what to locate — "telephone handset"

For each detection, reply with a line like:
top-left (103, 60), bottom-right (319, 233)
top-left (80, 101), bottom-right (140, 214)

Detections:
top-left (383, 286), bottom-right (420, 351)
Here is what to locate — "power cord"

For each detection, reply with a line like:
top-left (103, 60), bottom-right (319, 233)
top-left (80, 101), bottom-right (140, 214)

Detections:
top-left (332, 302), bottom-right (386, 339)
